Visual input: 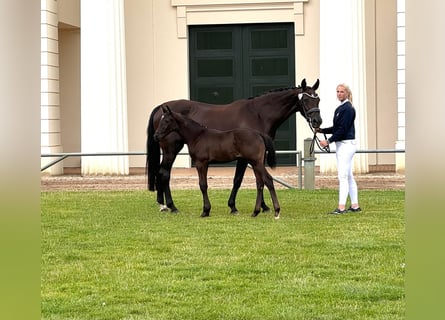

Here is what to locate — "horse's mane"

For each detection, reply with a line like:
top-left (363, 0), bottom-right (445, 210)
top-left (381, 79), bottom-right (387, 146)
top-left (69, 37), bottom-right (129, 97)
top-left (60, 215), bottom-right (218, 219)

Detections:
top-left (248, 86), bottom-right (302, 100)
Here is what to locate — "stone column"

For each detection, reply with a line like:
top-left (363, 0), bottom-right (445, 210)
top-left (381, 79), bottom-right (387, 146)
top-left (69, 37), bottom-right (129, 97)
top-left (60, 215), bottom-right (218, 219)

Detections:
top-left (81, 0), bottom-right (129, 175)
top-left (41, 0), bottom-right (63, 175)
top-left (319, 0), bottom-right (368, 174)
top-left (395, 0), bottom-right (405, 173)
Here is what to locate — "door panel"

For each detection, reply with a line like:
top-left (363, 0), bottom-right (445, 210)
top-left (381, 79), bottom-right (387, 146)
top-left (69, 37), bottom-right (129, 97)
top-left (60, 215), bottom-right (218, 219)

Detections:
top-left (197, 59), bottom-right (233, 77)
top-left (190, 26), bottom-right (242, 105)
top-left (251, 57), bottom-right (289, 76)
top-left (189, 24), bottom-right (296, 165)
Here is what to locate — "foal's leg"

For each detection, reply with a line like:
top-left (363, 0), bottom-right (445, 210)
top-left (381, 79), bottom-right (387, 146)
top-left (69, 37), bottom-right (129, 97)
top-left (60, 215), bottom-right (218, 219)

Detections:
top-left (263, 169), bottom-right (281, 219)
top-left (228, 159), bottom-right (270, 214)
top-left (196, 162), bottom-right (211, 217)
top-left (251, 165), bottom-right (265, 217)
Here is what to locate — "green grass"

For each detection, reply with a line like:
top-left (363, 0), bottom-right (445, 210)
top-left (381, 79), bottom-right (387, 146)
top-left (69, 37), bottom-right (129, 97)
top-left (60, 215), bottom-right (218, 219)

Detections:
top-left (41, 189), bottom-right (405, 320)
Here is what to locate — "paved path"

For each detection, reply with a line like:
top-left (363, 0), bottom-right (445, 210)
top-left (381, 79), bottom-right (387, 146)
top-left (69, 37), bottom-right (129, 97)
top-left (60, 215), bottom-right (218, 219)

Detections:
top-left (41, 167), bottom-right (405, 191)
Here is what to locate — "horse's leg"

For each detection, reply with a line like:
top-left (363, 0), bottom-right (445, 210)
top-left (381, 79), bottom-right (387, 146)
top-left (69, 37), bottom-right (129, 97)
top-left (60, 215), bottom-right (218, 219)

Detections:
top-left (159, 165), bottom-right (178, 212)
top-left (158, 143), bottom-right (183, 213)
top-left (263, 169), bottom-right (281, 219)
top-left (154, 168), bottom-right (166, 210)
top-left (260, 190), bottom-right (271, 212)
top-left (196, 162), bottom-right (211, 217)
top-left (251, 165), bottom-right (265, 217)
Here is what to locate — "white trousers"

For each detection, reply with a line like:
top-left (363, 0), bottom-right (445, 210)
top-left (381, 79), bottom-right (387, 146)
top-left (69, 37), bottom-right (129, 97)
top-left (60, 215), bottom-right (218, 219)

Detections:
top-left (335, 140), bottom-right (358, 206)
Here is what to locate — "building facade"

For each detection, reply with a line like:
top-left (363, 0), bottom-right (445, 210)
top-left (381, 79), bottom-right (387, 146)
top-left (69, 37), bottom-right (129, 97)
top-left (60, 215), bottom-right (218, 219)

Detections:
top-left (41, 0), bottom-right (405, 175)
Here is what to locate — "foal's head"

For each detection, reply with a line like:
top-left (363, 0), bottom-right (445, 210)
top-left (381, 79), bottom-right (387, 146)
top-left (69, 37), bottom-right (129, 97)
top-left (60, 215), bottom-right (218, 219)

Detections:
top-left (297, 79), bottom-right (322, 128)
top-left (154, 105), bottom-right (179, 142)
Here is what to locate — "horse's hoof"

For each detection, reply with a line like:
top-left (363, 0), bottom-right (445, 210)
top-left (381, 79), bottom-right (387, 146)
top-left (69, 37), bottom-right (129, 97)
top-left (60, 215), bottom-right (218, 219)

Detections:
top-left (274, 213), bottom-right (280, 220)
top-left (262, 206), bottom-right (271, 213)
top-left (159, 204), bottom-right (169, 212)
top-left (170, 208), bottom-right (179, 214)
top-left (230, 208), bottom-right (239, 215)
top-left (251, 211), bottom-right (260, 217)
top-left (200, 212), bottom-right (210, 218)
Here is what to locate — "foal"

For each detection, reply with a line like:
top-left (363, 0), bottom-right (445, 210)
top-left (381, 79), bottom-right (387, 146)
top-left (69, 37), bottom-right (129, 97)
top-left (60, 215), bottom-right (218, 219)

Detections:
top-left (154, 105), bottom-right (280, 219)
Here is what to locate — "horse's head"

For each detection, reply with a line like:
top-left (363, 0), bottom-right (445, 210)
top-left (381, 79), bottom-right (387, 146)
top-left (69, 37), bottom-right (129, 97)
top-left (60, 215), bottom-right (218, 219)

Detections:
top-left (154, 105), bottom-right (178, 142)
top-left (298, 79), bottom-right (322, 128)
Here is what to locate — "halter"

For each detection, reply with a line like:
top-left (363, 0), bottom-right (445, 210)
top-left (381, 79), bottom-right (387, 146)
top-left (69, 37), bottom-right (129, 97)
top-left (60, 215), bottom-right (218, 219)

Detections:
top-left (298, 92), bottom-right (320, 119)
top-left (298, 91), bottom-right (330, 153)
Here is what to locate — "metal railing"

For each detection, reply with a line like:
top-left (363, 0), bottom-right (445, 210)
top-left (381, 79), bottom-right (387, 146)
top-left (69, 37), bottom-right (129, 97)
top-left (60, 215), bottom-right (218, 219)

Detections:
top-left (41, 147), bottom-right (405, 189)
top-left (40, 150), bottom-right (303, 188)
top-left (40, 152), bottom-right (146, 172)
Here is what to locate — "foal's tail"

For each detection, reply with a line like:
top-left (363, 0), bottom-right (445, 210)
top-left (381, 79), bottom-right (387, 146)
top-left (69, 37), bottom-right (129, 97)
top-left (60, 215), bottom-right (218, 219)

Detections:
top-left (146, 105), bottom-right (162, 191)
top-left (262, 134), bottom-right (277, 169)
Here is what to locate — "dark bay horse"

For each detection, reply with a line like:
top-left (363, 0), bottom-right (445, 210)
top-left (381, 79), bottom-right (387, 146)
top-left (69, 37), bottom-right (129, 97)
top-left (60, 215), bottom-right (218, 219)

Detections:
top-left (147, 78), bottom-right (321, 213)
top-left (154, 105), bottom-right (280, 218)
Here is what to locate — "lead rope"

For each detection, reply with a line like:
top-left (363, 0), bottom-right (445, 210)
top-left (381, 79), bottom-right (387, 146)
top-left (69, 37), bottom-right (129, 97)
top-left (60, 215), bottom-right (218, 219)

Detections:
top-left (309, 129), bottom-right (330, 155)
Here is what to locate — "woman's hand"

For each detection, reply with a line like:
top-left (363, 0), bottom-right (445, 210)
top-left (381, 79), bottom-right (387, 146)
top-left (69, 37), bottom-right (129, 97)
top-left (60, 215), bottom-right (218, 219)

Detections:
top-left (320, 140), bottom-right (329, 148)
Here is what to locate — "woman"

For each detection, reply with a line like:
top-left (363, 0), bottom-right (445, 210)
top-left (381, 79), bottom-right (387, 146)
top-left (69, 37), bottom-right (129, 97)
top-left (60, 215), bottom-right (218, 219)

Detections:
top-left (318, 84), bottom-right (361, 214)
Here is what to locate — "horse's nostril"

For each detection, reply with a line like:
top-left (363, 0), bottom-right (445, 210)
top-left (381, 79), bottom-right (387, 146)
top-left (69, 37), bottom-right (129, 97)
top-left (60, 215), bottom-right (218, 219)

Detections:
top-left (312, 119), bottom-right (322, 128)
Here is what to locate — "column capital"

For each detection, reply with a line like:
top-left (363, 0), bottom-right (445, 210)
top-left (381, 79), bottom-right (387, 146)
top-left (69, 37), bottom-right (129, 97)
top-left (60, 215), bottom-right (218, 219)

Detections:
top-left (171, 0), bottom-right (309, 38)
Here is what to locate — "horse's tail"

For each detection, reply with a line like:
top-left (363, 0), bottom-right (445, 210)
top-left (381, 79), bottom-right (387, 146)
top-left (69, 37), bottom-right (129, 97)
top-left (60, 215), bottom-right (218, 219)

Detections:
top-left (146, 105), bottom-right (161, 191)
top-left (262, 134), bottom-right (277, 169)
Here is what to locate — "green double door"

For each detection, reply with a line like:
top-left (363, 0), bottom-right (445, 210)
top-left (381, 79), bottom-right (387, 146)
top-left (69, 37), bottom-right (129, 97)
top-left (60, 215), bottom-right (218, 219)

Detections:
top-left (189, 23), bottom-right (296, 165)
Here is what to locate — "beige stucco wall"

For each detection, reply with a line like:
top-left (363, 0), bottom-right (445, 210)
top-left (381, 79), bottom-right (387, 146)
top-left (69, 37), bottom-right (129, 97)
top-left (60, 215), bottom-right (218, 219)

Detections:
top-left (294, 0), bottom-right (321, 153)
top-left (125, 0), bottom-right (189, 168)
top-left (365, 0), bottom-right (398, 168)
top-left (58, 0), bottom-right (80, 28)
top-left (54, 0), bottom-right (399, 171)
top-left (57, 0), bottom-right (81, 168)
top-left (374, 0), bottom-right (398, 165)
top-left (124, 0), bottom-right (323, 168)
top-left (59, 28), bottom-right (80, 167)
top-left (124, 0), bottom-right (398, 169)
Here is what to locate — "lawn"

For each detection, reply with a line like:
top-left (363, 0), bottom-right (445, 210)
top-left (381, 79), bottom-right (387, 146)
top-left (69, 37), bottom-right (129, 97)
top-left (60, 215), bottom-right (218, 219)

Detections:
top-left (41, 188), bottom-right (405, 320)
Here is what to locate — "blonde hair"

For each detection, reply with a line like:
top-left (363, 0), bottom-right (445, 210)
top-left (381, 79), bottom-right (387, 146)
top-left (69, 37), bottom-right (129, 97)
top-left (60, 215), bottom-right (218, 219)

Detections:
top-left (337, 83), bottom-right (353, 104)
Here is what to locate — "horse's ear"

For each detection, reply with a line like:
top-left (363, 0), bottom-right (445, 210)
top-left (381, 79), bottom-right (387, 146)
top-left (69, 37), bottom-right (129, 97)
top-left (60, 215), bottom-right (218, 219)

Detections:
top-left (301, 78), bottom-right (307, 89)
top-left (312, 79), bottom-right (319, 91)
top-left (162, 104), bottom-right (172, 114)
